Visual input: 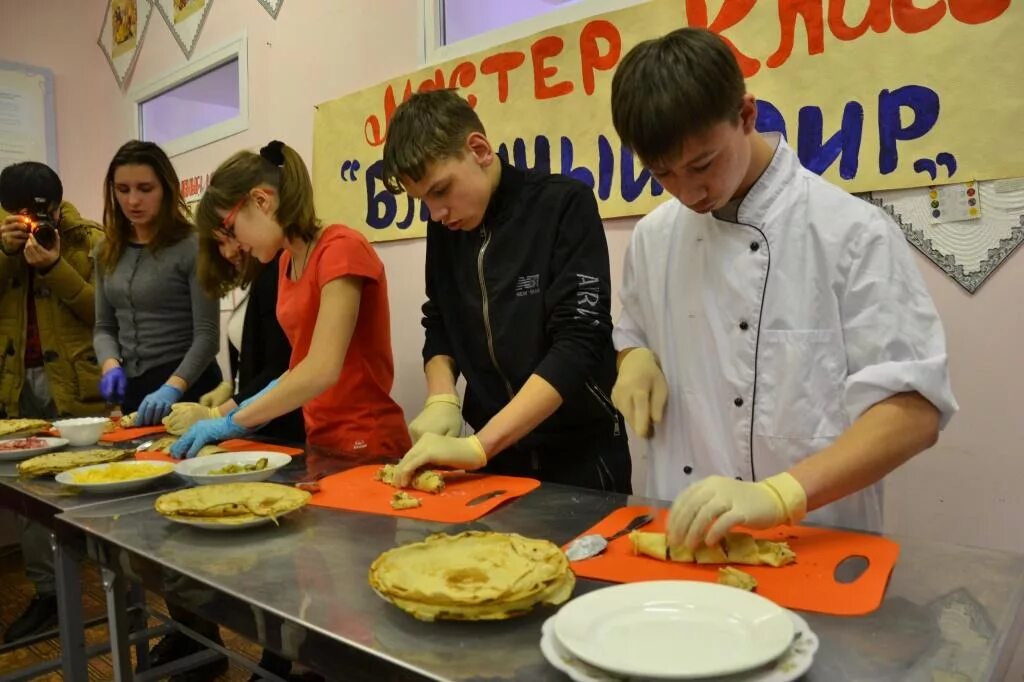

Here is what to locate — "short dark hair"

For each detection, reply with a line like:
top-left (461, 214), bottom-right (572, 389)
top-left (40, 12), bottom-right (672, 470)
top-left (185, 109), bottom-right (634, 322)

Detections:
top-left (381, 89), bottom-right (486, 194)
top-left (0, 161), bottom-right (63, 214)
top-left (611, 28), bottom-right (746, 167)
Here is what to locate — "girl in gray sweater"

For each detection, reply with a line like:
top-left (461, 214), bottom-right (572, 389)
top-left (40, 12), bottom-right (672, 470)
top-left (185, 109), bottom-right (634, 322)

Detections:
top-left (94, 141), bottom-right (221, 426)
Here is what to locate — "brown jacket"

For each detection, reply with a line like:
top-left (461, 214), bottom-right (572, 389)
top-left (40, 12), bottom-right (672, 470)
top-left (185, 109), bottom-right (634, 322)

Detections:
top-left (0, 202), bottom-right (106, 417)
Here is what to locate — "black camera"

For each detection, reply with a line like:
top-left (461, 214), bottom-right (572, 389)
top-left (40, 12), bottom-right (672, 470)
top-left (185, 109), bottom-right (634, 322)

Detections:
top-left (23, 197), bottom-right (58, 250)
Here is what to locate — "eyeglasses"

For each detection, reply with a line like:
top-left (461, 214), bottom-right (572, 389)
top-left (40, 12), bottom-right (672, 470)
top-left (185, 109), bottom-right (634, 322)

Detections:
top-left (217, 197), bottom-right (247, 239)
top-left (216, 188), bottom-right (276, 239)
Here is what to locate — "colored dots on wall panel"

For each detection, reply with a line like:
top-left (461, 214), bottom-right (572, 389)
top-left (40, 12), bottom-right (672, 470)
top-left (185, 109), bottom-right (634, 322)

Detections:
top-left (928, 182), bottom-right (983, 224)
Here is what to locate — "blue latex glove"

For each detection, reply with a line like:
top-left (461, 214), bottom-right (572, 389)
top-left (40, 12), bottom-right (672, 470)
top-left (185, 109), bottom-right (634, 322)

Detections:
top-left (137, 384), bottom-right (184, 426)
top-left (170, 414), bottom-right (251, 459)
top-left (99, 367), bottom-right (127, 402)
top-left (235, 378), bottom-right (279, 412)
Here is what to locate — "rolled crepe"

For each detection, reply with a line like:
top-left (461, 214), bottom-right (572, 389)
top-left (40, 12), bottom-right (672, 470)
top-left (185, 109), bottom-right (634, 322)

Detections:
top-left (695, 542), bottom-right (729, 564)
top-left (756, 539), bottom-right (797, 567)
top-left (391, 491), bottom-right (422, 510)
top-left (718, 566), bottom-right (758, 591)
top-left (668, 543), bottom-right (694, 563)
top-left (629, 531), bottom-right (667, 560)
top-left (376, 464), bottom-right (445, 494)
top-left (629, 530), bottom-right (796, 567)
top-left (724, 532), bottom-right (761, 565)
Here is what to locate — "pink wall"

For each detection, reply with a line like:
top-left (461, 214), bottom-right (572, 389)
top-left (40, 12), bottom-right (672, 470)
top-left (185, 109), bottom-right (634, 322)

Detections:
top-left (1, 0), bottom-right (1021, 554)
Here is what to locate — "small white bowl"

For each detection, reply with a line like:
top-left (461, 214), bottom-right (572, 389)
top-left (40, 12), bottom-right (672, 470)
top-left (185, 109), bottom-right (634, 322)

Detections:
top-left (174, 451), bottom-right (291, 485)
top-left (53, 417), bottom-right (110, 446)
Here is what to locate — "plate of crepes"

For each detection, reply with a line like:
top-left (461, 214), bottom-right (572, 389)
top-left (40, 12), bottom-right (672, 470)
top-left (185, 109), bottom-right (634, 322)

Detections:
top-left (154, 482), bottom-right (311, 530)
top-left (174, 451), bottom-right (290, 485)
top-left (0, 418), bottom-right (51, 439)
top-left (540, 583), bottom-right (819, 682)
top-left (0, 436), bottom-right (69, 461)
top-left (55, 460), bottom-right (176, 494)
top-left (369, 531), bottom-right (575, 621)
top-left (17, 448), bottom-right (132, 477)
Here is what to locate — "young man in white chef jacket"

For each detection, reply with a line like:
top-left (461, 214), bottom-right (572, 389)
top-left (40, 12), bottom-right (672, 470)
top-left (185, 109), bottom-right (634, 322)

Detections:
top-left (608, 27), bottom-right (958, 549)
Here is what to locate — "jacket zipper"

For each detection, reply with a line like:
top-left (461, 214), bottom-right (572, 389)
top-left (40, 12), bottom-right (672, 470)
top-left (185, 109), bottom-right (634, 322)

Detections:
top-left (586, 381), bottom-right (622, 437)
top-left (477, 224), bottom-right (515, 400)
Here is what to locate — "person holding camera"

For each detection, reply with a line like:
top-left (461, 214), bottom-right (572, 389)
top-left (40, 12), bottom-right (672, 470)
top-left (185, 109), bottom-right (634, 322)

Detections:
top-left (0, 161), bottom-right (105, 643)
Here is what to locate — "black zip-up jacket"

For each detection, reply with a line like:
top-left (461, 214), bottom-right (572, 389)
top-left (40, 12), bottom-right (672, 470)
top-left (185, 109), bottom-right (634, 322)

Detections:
top-left (421, 162), bottom-right (622, 452)
top-left (228, 253), bottom-right (305, 444)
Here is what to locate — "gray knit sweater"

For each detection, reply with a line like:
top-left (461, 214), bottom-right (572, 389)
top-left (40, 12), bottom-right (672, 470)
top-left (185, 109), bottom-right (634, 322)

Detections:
top-left (93, 234), bottom-right (220, 384)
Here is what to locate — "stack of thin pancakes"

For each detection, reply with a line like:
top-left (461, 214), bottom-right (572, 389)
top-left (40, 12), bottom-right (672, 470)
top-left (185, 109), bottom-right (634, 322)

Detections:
top-left (154, 482), bottom-right (310, 526)
top-left (369, 531), bottom-right (575, 621)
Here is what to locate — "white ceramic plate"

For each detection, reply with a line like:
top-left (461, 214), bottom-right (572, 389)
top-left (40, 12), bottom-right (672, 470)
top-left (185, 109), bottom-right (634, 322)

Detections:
top-left (541, 609), bottom-right (818, 682)
top-left (55, 460), bottom-right (176, 494)
top-left (163, 510), bottom-right (297, 531)
top-left (0, 436), bottom-right (69, 462)
top-left (553, 581), bottom-right (795, 680)
top-left (173, 451), bottom-right (291, 485)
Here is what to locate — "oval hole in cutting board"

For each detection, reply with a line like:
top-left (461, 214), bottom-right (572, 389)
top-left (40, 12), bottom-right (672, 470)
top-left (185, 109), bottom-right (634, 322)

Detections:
top-left (834, 555), bottom-right (870, 583)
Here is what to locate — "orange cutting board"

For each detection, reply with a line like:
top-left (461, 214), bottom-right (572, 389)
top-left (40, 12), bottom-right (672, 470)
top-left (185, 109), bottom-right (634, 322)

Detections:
top-left (567, 506), bottom-right (899, 616)
top-left (308, 464), bottom-right (540, 523)
top-left (135, 450), bottom-right (176, 463)
top-left (100, 425), bottom-right (165, 443)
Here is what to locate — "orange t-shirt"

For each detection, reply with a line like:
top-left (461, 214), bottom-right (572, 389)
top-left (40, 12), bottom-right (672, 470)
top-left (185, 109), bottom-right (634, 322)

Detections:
top-left (277, 225), bottom-right (410, 457)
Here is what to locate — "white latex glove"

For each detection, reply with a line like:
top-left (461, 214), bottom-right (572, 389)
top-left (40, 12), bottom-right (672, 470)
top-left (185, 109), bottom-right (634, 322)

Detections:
top-left (163, 402), bottom-right (220, 436)
top-left (667, 473), bottom-right (808, 549)
top-left (408, 394), bottom-right (463, 443)
top-left (199, 381), bottom-right (234, 408)
top-left (393, 433), bottom-right (487, 488)
top-left (611, 347), bottom-right (668, 438)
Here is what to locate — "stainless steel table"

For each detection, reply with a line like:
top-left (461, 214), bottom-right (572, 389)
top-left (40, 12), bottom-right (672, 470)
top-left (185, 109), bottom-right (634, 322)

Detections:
top-left (55, 482), bottom-right (1024, 681)
top-left (0, 456), bottom-right (188, 680)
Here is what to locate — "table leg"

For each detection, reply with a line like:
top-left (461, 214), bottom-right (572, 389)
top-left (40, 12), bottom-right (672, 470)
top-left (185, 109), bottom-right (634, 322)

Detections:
top-left (103, 567), bottom-right (134, 681)
top-left (54, 531), bottom-right (88, 680)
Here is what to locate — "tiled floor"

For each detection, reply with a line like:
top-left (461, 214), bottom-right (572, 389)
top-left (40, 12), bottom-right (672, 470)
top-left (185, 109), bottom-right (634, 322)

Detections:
top-left (0, 544), bottom-right (263, 681)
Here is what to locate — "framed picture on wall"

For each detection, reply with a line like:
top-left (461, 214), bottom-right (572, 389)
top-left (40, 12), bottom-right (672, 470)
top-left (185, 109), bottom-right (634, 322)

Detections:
top-left (257, 0), bottom-right (283, 19)
top-left (97, 0), bottom-right (154, 90)
top-left (153, 0), bottom-right (214, 58)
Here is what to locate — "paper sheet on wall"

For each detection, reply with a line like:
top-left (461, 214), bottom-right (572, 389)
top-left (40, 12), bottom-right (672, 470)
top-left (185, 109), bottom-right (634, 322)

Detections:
top-left (0, 68), bottom-right (49, 172)
top-left (929, 182), bottom-right (981, 224)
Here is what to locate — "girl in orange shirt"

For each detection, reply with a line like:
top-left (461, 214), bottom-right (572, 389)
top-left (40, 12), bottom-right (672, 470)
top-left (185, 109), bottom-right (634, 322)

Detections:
top-left (171, 141), bottom-right (409, 459)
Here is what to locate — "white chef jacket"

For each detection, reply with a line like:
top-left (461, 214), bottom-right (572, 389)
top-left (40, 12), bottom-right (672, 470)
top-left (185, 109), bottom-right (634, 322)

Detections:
top-left (613, 134), bottom-right (958, 532)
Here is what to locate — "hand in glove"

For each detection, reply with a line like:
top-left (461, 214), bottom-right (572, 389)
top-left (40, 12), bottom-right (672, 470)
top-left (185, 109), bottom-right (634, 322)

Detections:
top-left (408, 394), bottom-right (463, 443)
top-left (199, 381), bottom-right (234, 408)
top-left (392, 433), bottom-right (487, 488)
top-left (170, 414), bottom-right (251, 459)
top-left (162, 402), bottom-right (219, 436)
top-left (136, 384), bottom-right (183, 426)
top-left (610, 348), bottom-right (668, 438)
top-left (667, 473), bottom-right (808, 549)
top-left (99, 367), bottom-right (127, 402)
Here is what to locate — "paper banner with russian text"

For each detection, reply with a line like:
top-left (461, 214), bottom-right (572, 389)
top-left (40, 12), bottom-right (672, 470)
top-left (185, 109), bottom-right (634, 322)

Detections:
top-left (313, 0), bottom-right (1023, 243)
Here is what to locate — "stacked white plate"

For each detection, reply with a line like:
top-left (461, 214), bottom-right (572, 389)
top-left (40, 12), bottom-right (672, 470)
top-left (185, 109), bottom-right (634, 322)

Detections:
top-left (541, 581), bottom-right (819, 682)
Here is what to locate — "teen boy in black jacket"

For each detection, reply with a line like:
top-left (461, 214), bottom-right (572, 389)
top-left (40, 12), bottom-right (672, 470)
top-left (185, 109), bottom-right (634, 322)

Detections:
top-left (382, 88), bottom-right (630, 493)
